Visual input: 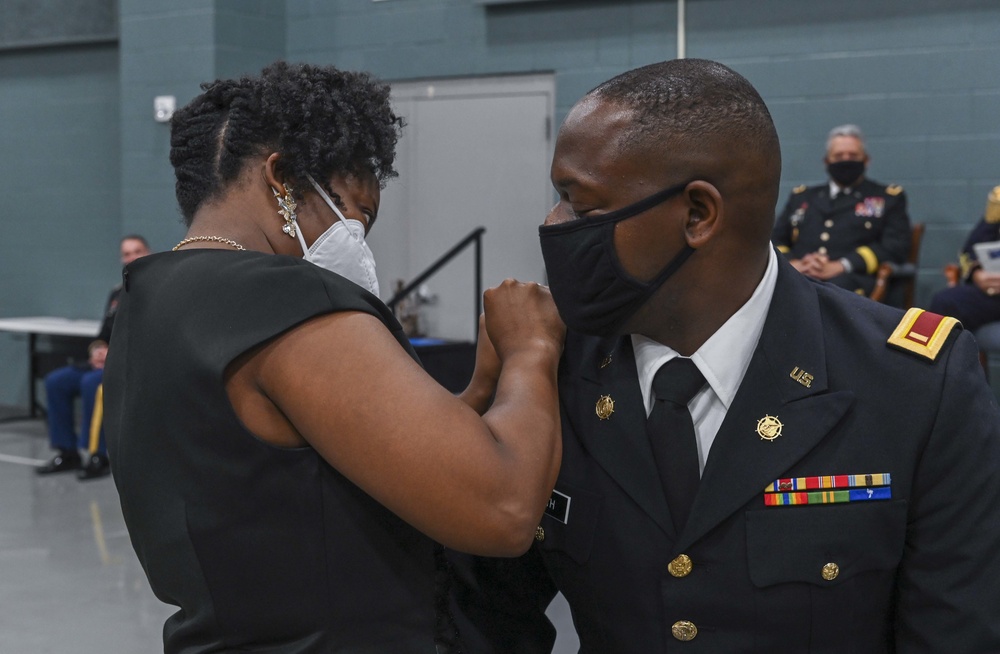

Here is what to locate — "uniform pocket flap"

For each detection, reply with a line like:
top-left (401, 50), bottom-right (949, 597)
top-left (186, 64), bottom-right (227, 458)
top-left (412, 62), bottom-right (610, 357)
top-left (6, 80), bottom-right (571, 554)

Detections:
top-left (746, 500), bottom-right (907, 588)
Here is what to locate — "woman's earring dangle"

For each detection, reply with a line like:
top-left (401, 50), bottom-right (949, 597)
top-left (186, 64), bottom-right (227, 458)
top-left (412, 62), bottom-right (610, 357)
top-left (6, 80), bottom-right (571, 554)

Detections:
top-left (273, 184), bottom-right (298, 238)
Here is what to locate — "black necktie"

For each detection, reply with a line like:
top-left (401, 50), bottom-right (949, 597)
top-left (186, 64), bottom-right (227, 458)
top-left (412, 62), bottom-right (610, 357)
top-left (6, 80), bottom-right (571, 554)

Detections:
top-left (647, 358), bottom-right (706, 533)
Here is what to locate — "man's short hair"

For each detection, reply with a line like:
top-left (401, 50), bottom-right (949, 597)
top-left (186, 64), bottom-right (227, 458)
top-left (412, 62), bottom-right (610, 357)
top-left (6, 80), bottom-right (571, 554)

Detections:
top-left (826, 124), bottom-right (866, 151)
top-left (121, 234), bottom-right (150, 249)
top-left (588, 59), bottom-right (781, 186)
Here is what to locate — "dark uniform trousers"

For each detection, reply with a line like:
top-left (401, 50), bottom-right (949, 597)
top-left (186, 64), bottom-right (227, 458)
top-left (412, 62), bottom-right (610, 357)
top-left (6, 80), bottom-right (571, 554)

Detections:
top-left (450, 257), bottom-right (1000, 653)
top-left (772, 178), bottom-right (911, 295)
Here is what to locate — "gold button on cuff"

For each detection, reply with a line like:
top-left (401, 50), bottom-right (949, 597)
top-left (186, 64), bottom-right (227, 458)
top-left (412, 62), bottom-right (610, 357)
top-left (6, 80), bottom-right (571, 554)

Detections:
top-left (535, 526), bottom-right (545, 542)
top-left (822, 562), bottom-right (839, 581)
top-left (671, 621), bottom-right (698, 641)
top-left (668, 554), bottom-right (693, 578)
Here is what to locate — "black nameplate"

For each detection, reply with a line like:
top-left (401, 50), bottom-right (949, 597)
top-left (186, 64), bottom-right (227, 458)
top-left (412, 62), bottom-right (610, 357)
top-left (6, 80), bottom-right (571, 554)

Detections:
top-left (544, 489), bottom-right (571, 524)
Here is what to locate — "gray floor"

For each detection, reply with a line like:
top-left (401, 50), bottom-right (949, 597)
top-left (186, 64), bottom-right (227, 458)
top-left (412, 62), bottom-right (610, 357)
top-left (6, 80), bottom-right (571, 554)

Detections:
top-left (0, 417), bottom-right (579, 653)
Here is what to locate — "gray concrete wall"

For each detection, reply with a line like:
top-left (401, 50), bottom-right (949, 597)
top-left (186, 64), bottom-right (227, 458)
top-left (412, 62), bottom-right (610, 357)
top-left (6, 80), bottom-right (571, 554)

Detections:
top-left (3, 0), bottom-right (1000, 406)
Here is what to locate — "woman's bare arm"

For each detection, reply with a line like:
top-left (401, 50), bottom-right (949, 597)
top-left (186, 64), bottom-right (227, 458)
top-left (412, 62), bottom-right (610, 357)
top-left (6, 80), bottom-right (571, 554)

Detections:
top-left (228, 280), bottom-right (564, 557)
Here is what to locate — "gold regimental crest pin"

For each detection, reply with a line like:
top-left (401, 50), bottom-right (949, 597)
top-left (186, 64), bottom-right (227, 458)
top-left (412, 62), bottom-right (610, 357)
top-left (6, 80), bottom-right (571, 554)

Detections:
top-left (595, 395), bottom-right (615, 420)
top-left (756, 415), bottom-right (783, 441)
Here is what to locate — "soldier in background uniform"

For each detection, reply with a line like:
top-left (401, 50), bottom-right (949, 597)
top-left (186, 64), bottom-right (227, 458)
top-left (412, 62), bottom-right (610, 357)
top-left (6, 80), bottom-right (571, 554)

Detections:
top-left (451, 60), bottom-right (1000, 654)
top-left (929, 186), bottom-right (1000, 331)
top-left (36, 235), bottom-right (150, 480)
top-left (772, 124), bottom-right (911, 295)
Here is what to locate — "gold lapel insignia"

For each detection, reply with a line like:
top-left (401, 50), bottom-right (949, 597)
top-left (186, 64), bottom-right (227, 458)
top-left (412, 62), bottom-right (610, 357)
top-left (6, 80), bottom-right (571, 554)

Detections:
top-left (599, 354), bottom-right (612, 369)
top-left (789, 366), bottom-right (813, 388)
top-left (756, 415), bottom-right (783, 441)
top-left (595, 395), bottom-right (615, 420)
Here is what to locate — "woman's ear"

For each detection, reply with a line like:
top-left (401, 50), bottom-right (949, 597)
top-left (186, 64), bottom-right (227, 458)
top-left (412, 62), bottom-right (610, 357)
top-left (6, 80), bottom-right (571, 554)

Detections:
top-left (684, 180), bottom-right (723, 248)
top-left (262, 152), bottom-right (284, 192)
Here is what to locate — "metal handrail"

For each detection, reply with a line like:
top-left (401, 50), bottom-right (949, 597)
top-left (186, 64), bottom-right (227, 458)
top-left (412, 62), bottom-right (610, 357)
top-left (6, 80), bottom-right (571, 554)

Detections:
top-left (386, 227), bottom-right (485, 338)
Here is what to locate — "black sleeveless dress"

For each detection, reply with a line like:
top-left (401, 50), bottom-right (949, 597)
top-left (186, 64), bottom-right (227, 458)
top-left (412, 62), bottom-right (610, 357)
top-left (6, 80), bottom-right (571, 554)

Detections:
top-left (104, 250), bottom-right (456, 653)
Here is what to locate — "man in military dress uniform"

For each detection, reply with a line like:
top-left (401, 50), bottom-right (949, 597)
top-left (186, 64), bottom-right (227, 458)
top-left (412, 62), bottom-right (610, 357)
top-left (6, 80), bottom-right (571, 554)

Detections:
top-left (450, 60), bottom-right (1000, 654)
top-left (772, 124), bottom-right (911, 296)
top-left (929, 185), bottom-right (1000, 330)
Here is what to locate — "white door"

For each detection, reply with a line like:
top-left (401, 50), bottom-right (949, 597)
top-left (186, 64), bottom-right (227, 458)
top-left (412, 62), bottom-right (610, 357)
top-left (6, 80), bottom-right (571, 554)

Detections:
top-left (371, 74), bottom-right (554, 341)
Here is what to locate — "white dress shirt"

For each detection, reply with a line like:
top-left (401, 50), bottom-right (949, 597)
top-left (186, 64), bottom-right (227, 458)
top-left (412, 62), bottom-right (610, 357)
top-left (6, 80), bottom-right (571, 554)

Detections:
top-left (632, 247), bottom-right (778, 475)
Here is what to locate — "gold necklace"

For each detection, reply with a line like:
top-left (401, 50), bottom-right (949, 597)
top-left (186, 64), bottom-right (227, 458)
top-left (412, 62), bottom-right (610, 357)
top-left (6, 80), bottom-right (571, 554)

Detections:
top-left (172, 236), bottom-right (246, 251)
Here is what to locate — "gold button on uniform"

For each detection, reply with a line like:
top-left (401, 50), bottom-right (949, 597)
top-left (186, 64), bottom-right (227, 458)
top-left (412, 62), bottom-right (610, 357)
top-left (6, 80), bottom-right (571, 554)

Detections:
top-left (668, 554), bottom-right (693, 578)
top-left (822, 562), bottom-right (839, 581)
top-left (820, 232), bottom-right (830, 241)
top-left (824, 219), bottom-right (834, 228)
top-left (535, 526), bottom-right (545, 542)
top-left (671, 621), bottom-right (698, 641)
top-left (818, 246), bottom-right (828, 255)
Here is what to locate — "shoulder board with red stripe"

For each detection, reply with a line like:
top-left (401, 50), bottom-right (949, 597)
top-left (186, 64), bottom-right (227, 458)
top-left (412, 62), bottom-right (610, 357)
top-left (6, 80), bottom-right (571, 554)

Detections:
top-left (887, 308), bottom-right (961, 361)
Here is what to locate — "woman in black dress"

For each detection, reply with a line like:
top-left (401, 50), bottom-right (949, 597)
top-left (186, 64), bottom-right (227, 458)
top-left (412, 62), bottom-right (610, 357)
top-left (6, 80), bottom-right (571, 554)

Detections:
top-left (103, 61), bottom-right (564, 653)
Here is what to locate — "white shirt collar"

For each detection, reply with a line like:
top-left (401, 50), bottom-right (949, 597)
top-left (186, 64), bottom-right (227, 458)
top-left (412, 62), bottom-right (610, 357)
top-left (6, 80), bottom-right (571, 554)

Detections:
top-left (632, 247), bottom-right (779, 413)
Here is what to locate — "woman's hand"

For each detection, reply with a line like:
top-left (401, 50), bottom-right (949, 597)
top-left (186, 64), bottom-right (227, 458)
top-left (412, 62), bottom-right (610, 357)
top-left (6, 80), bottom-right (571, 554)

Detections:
top-left (458, 314), bottom-right (501, 415)
top-left (483, 280), bottom-right (565, 364)
top-left (973, 268), bottom-right (1000, 297)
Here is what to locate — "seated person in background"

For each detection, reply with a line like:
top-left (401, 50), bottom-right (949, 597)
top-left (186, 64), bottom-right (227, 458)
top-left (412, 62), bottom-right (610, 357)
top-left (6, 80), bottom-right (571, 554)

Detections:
top-left (36, 234), bottom-right (150, 478)
top-left (929, 186), bottom-right (1000, 331)
top-left (772, 124), bottom-right (911, 295)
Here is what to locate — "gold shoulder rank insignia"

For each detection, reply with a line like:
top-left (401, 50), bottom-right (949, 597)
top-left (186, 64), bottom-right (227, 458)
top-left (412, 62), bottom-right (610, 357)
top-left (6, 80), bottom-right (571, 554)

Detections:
top-left (887, 308), bottom-right (961, 361)
top-left (986, 186), bottom-right (1000, 224)
top-left (793, 185), bottom-right (807, 194)
top-left (886, 184), bottom-right (903, 196)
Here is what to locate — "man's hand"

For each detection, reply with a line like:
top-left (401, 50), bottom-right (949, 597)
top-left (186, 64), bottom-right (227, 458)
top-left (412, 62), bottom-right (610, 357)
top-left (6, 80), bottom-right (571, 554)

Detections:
top-left (792, 253), bottom-right (846, 280)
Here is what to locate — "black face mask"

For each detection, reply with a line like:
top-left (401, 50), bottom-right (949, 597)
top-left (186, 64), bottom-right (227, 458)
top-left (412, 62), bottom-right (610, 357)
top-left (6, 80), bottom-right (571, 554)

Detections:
top-left (826, 160), bottom-right (865, 187)
top-left (539, 181), bottom-right (695, 337)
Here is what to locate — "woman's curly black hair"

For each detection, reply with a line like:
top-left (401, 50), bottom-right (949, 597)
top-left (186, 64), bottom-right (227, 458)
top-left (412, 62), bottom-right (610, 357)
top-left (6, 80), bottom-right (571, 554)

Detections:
top-left (169, 61), bottom-right (402, 225)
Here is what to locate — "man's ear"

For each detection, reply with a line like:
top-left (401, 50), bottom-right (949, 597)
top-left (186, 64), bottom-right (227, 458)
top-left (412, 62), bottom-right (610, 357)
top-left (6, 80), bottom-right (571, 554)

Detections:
top-left (683, 181), bottom-right (723, 248)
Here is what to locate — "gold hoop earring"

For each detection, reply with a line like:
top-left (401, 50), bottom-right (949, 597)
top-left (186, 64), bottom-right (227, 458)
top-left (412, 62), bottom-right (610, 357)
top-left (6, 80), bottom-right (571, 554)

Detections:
top-left (273, 184), bottom-right (298, 237)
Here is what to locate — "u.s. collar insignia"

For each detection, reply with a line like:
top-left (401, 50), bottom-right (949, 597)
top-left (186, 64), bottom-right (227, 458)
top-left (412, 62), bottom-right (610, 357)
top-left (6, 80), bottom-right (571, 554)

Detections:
top-left (757, 415), bottom-right (783, 441)
top-left (789, 366), bottom-right (813, 388)
top-left (595, 395), bottom-right (615, 420)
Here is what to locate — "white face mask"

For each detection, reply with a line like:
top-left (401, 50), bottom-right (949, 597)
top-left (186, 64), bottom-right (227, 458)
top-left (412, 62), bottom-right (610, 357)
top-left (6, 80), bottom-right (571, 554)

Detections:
top-left (292, 174), bottom-right (380, 298)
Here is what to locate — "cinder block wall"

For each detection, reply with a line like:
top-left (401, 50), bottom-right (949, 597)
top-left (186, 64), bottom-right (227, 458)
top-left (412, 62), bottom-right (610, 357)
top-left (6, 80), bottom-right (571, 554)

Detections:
top-left (287, 0), bottom-right (1000, 309)
top-left (3, 0), bottom-right (999, 406)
